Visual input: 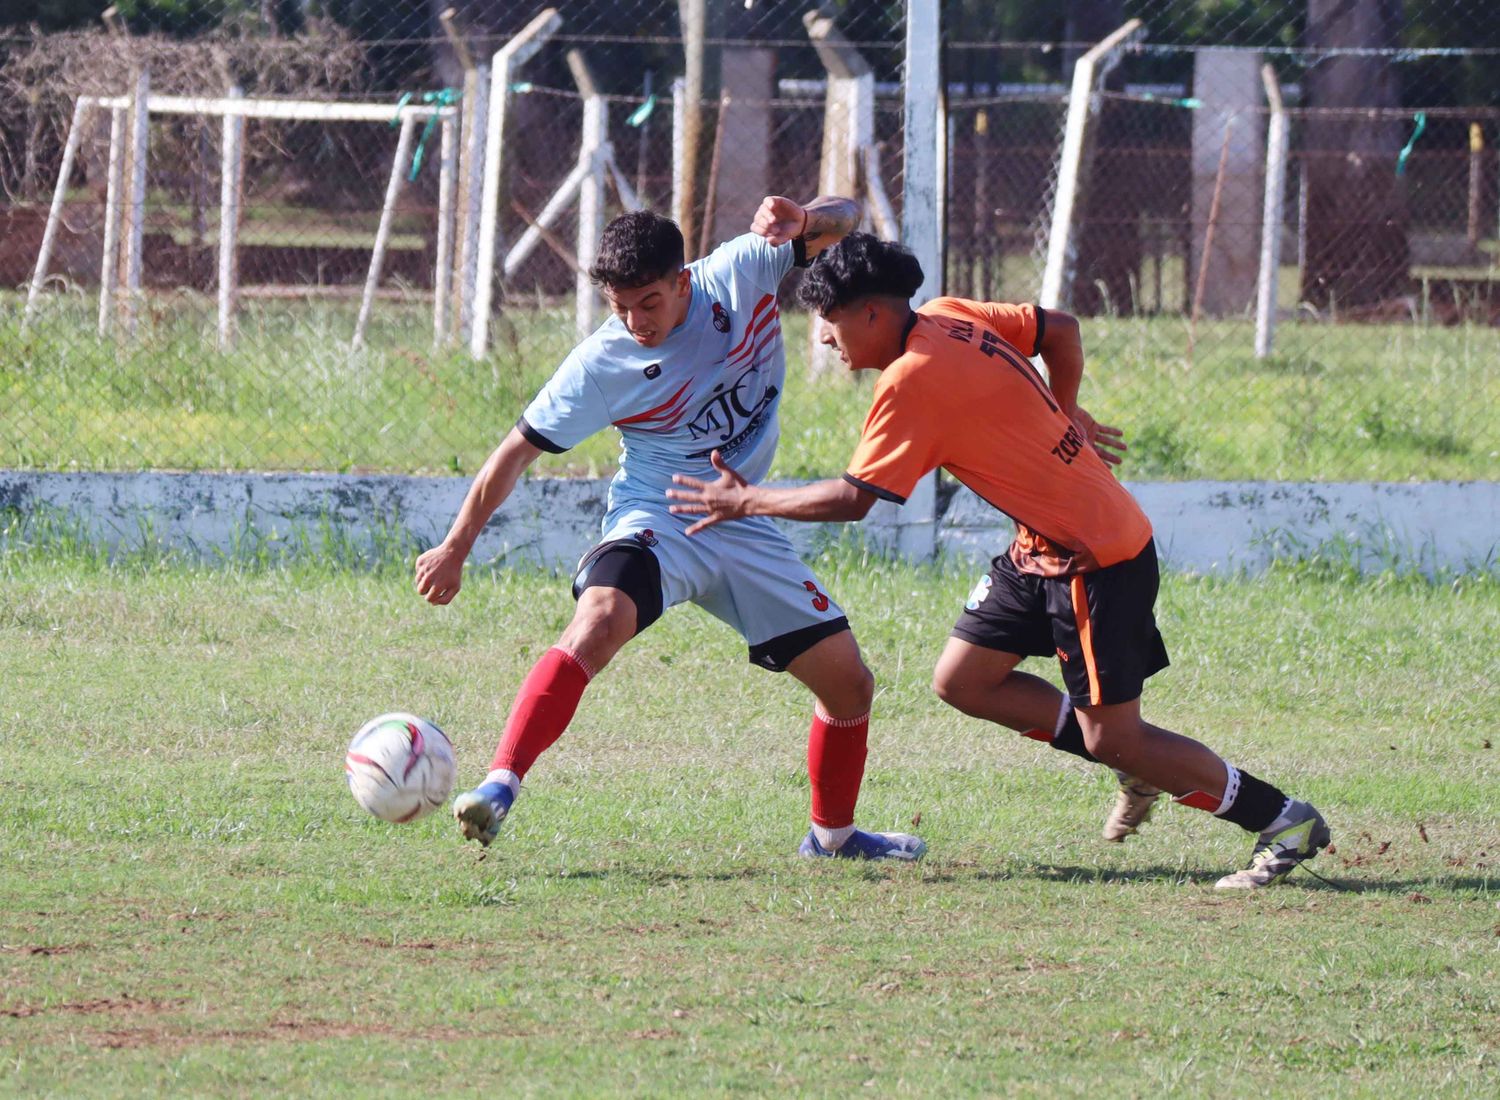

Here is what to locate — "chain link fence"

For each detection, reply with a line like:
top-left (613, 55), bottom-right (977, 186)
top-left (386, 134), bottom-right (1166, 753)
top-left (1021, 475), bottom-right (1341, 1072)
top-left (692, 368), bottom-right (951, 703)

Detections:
top-left (3, 2), bottom-right (1497, 481)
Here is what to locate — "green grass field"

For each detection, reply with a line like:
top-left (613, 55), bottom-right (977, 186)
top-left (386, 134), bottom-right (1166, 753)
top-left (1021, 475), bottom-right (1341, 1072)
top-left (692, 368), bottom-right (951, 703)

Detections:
top-left (2, 540), bottom-right (1496, 1095)
top-left (5, 292), bottom-right (1497, 480)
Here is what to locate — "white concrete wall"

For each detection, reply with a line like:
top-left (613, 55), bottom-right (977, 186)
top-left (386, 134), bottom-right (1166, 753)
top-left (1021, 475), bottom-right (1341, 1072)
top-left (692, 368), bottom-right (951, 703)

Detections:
top-left (1, 471), bottom-right (1495, 576)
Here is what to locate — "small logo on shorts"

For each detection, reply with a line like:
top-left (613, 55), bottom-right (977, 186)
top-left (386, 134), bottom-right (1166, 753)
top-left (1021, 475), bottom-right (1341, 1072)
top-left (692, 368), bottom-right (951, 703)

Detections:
top-left (964, 574), bottom-right (992, 611)
top-left (643, 363), bottom-right (662, 379)
top-left (634, 529), bottom-right (659, 548)
top-left (711, 302), bottom-right (731, 333)
top-left (1056, 647), bottom-right (1070, 662)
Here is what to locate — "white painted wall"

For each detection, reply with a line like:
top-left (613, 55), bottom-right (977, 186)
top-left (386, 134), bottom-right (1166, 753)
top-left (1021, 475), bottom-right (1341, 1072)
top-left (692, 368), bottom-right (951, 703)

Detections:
top-left (1, 472), bottom-right (1494, 576)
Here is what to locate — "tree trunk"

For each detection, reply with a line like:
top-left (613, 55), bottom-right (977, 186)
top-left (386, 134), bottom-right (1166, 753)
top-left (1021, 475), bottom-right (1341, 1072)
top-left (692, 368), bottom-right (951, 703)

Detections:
top-left (1302, 0), bottom-right (1410, 310)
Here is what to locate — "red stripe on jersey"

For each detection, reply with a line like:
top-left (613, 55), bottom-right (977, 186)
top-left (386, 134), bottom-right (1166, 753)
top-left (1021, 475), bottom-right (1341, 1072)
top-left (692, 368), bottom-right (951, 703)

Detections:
top-left (613, 379), bottom-right (693, 427)
top-left (724, 294), bottom-right (775, 360)
top-left (728, 307), bottom-right (780, 368)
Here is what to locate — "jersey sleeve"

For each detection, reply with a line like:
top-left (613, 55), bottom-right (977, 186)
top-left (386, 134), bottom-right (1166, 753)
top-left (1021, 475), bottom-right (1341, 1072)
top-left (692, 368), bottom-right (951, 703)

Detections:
top-left (973, 301), bottom-right (1045, 357)
top-left (842, 371), bottom-right (943, 505)
top-left (925, 297), bottom-right (1046, 357)
top-left (517, 349), bottom-right (612, 453)
top-left (705, 233), bottom-right (795, 295)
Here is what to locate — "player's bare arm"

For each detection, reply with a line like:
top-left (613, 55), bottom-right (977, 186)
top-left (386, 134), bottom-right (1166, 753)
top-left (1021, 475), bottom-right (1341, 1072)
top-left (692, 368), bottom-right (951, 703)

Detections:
top-left (1036, 308), bottom-right (1126, 466)
top-left (415, 427), bottom-right (543, 605)
top-left (751, 194), bottom-right (862, 258)
top-left (667, 449), bottom-right (875, 535)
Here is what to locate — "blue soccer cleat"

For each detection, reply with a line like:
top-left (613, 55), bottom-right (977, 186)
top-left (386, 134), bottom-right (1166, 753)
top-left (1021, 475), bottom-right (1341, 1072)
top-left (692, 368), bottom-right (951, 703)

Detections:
top-left (452, 781), bottom-right (515, 847)
top-left (798, 828), bottom-right (927, 861)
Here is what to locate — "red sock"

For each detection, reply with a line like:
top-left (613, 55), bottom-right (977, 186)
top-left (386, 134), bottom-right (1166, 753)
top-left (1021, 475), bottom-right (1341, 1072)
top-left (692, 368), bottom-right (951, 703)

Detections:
top-left (807, 707), bottom-right (869, 829)
top-left (490, 647), bottom-right (593, 779)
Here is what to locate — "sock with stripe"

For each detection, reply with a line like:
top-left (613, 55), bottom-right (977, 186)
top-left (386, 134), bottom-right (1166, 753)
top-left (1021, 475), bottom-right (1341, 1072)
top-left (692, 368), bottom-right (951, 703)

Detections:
top-left (808, 707), bottom-right (869, 849)
top-left (1020, 698), bottom-right (1100, 764)
top-left (1174, 763), bottom-right (1290, 833)
top-left (489, 646), bottom-right (593, 779)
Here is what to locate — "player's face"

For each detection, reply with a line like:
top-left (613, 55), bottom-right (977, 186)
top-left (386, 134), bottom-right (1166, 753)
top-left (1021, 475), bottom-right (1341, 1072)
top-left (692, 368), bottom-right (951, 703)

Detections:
top-left (604, 270), bottom-right (692, 347)
top-left (818, 302), bottom-right (882, 372)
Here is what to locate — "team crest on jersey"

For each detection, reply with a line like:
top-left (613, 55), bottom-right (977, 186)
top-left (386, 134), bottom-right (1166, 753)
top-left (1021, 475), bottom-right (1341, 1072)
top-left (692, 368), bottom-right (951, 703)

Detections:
top-left (964, 574), bottom-right (992, 611)
top-left (711, 302), bottom-right (731, 333)
top-left (634, 529), bottom-right (659, 548)
top-left (643, 363), bottom-right (661, 379)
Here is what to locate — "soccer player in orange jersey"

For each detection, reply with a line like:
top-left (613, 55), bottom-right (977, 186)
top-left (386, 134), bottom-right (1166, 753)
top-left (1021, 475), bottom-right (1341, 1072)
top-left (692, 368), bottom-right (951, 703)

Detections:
top-left (667, 233), bottom-right (1330, 888)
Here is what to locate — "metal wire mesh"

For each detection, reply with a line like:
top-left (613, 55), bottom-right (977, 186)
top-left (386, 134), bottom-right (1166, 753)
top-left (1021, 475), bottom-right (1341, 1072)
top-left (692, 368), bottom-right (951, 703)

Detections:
top-left (2, 2), bottom-right (1497, 481)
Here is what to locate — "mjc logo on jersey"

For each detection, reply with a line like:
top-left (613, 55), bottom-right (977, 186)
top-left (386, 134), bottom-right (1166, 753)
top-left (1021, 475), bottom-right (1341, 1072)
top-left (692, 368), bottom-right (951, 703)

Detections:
top-left (711, 302), bottom-right (731, 333)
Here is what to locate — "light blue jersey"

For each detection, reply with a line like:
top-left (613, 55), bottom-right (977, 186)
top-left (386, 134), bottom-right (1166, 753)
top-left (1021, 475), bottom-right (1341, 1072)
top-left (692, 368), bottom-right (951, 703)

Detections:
top-left (518, 233), bottom-right (794, 513)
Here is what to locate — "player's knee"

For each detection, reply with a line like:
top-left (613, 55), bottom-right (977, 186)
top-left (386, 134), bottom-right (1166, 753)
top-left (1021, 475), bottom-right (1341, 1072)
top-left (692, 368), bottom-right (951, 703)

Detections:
top-left (850, 660), bottom-right (875, 713)
top-left (560, 588), bottom-right (637, 665)
top-left (931, 666), bottom-right (979, 715)
top-left (1078, 714), bottom-right (1141, 770)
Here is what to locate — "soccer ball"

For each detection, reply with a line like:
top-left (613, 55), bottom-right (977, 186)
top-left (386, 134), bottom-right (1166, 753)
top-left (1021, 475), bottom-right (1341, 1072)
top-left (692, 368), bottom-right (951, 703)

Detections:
top-left (344, 713), bottom-right (456, 823)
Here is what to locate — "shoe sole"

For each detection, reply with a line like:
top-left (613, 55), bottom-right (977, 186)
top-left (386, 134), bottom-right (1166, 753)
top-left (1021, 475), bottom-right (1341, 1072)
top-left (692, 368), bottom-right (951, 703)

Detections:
top-left (453, 795), bottom-right (499, 847)
top-left (1216, 818), bottom-right (1332, 889)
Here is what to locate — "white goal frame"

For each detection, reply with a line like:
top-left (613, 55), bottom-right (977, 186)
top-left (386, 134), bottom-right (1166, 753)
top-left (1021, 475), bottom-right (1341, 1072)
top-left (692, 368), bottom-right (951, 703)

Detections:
top-left (25, 90), bottom-right (459, 349)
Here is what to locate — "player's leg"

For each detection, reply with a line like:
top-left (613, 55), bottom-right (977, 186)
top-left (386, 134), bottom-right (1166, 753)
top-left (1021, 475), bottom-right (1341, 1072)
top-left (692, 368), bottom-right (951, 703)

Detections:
top-left (784, 629), bottom-right (924, 861)
top-left (932, 637), bottom-right (1157, 841)
top-left (1055, 541), bottom-right (1328, 886)
top-left (703, 516), bottom-right (922, 861)
top-left (939, 554), bottom-right (1158, 839)
top-left (453, 539), bottom-right (661, 845)
top-left (931, 638), bottom-right (1096, 759)
top-left (1073, 698), bottom-right (1329, 888)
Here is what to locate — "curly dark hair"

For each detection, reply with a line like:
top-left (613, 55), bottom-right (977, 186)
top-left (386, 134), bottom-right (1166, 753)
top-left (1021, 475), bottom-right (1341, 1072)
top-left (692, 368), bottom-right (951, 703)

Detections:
top-left (588, 210), bottom-right (685, 289)
top-left (796, 233), bottom-right (925, 315)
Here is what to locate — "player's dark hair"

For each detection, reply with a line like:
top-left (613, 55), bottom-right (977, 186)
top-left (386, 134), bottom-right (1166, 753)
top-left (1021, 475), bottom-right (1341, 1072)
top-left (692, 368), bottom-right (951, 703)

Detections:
top-left (797, 232), bottom-right (925, 315)
top-left (589, 210), bottom-right (685, 289)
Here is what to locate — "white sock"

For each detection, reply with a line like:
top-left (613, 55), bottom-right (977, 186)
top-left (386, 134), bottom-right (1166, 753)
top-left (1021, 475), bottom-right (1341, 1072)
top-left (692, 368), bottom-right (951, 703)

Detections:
top-left (1211, 764), bottom-right (1243, 817)
top-left (482, 769), bottom-right (521, 800)
top-left (813, 823), bottom-right (856, 850)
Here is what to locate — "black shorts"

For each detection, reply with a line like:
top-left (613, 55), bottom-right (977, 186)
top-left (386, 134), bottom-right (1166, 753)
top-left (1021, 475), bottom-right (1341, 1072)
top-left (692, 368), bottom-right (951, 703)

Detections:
top-left (950, 539), bottom-right (1169, 707)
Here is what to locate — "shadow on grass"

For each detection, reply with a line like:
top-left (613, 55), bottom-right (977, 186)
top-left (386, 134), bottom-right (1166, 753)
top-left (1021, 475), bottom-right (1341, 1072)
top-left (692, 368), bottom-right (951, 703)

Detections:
top-left (978, 863), bottom-right (1495, 896)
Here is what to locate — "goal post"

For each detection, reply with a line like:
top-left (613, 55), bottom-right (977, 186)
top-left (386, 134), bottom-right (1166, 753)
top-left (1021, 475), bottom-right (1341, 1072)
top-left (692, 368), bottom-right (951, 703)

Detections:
top-left (30, 89), bottom-right (460, 347)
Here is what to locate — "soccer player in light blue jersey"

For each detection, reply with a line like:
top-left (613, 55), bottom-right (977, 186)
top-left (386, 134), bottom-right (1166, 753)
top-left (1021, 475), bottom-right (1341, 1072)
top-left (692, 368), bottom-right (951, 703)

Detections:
top-left (415, 196), bottom-right (925, 861)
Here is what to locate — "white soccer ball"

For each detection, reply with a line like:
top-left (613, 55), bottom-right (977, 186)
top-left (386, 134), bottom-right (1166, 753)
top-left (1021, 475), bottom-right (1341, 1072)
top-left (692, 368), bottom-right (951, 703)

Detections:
top-left (344, 713), bottom-right (456, 823)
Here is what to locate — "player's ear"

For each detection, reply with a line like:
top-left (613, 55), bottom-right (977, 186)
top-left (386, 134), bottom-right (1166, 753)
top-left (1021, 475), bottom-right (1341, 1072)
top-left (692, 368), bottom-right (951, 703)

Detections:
top-left (675, 268), bottom-right (691, 295)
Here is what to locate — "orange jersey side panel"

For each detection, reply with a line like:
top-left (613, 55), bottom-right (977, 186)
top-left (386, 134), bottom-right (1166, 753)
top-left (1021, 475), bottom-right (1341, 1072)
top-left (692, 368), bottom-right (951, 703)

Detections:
top-left (843, 298), bottom-right (1152, 576)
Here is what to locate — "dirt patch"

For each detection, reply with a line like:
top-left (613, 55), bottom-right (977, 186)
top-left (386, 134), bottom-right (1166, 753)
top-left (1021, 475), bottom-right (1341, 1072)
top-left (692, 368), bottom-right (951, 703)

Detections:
top-left (85, 1020), bottom-right (480, 1051)
top-left (0, 943), bottom-right (92, 957)
top-left (2, 994), bottom-right (184, 1019)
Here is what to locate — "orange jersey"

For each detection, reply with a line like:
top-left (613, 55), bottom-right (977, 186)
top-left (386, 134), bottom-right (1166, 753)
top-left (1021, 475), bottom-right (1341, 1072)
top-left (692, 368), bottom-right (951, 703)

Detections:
top-left (842, 297), bottom-right (1152, 576)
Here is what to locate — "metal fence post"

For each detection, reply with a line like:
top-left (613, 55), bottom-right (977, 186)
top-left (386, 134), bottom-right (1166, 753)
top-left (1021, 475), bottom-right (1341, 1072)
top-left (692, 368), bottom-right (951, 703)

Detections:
top-left (897, 0), bottom-right (942, 562)
top-left (471, 8), bottom-right (561, 361)
top-left (23, 96), bottom-right (89, 329)
top-left (1255, 65), bottom-right (1289, 360)
top-left (217, 86), bottom-right (244, 351)
top-left (1039, 19), bottom-right (1143, 310)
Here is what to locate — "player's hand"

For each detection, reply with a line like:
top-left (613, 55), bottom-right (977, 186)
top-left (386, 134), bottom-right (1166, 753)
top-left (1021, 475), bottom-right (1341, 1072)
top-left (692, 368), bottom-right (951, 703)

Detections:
top-left (666, 450), bottom-right (752, 535)
top-left (751, 195), bottom-right (808, 247)
top-left (414, 541), bottom-right (466, 605)
top-left (1070, 405), bottom-right (1127, 467)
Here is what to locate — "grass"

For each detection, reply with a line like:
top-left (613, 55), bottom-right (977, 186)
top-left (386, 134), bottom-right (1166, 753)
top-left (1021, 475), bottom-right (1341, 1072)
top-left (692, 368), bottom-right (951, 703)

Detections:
top-left (4, 291), bottom-right (1497, 480)
top-left (0, 538), bottom-right (1496, 1094)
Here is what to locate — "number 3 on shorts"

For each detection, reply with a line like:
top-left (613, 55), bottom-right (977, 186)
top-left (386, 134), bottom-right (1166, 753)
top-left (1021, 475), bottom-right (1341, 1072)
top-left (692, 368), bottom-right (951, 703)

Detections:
top-left (803, 580), bottom-right (830, 612)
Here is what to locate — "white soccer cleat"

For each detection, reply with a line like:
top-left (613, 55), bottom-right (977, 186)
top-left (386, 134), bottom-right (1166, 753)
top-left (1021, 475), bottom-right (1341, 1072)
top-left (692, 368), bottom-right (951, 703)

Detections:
top-left (1215, 801), bottom-right (1330, 889)
top-left (1102, 772), bottom-right (1161, 842)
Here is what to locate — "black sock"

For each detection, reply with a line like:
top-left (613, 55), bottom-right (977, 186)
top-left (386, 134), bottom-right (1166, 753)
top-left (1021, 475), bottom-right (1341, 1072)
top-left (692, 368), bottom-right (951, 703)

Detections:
top-left (1220, 768), bottom-right (1290, 833)
top-left (1051, 699), bottom-right (1100, 764)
